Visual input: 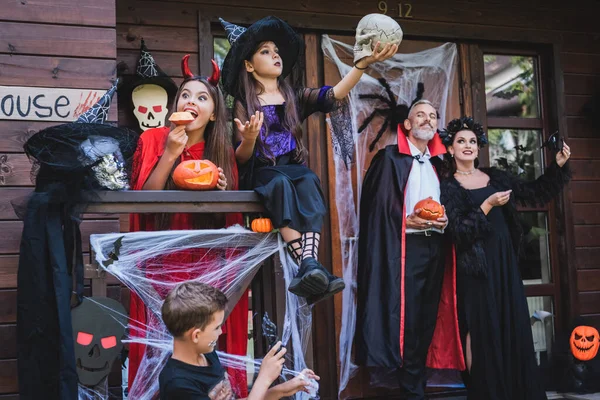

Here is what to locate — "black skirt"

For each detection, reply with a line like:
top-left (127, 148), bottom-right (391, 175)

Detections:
top-left (459, 185), bottom-right (547, 400)
top-left (249, 154), bottom-right (326, 233)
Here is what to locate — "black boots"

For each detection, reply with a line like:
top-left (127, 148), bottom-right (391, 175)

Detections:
top-left (288, 257), bottom-right (345, 304)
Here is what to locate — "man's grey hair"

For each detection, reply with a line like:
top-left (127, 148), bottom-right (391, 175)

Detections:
top-left (407, 99), bottom-right (437, 118)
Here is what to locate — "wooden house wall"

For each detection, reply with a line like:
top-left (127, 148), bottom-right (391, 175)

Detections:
top-left (0, 0), bottom-right (599, 398)
top-left (0, 0), bottom-right (122, 396)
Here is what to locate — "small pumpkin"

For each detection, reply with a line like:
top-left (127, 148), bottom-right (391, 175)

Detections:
top-left (570, 325), bottom-right (600, 361)
top-left (414, 198), bottom-right (445, 221)
top-left (169, 111), bottom-right (195, 125)
top-left (251, 218), bottom-right (273, 233)
top-left (173, 159), bottom-right (219, 190)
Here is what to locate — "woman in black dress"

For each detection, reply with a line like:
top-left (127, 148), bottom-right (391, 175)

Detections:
top-left (439, 117), bottom-right (571, 400)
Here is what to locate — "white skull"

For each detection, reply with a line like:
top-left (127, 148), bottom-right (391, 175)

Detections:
top-left (354, 14), bottom-right (403, 63)
top-left (132, 84), bottom-right (169, 131)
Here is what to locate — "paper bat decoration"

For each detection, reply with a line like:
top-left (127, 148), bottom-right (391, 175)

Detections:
top-left (540, 130), bottom-right (564, 153)
top-left (103, 236), bottom-right (124, 268)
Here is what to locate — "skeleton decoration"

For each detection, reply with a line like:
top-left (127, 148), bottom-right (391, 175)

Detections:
top-left (76, 80), bottom-right (118, 124)
top-left (354, 14), bottom-right (403, 64)
top-left (120, 39), bottom-right (177, 132)
top-left (132, 84), bottom-right (169, 130)
top-left (72, 297), bottom-right (127, 387)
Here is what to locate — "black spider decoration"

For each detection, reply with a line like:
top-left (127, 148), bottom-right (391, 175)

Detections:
top-left (358, 79), bottom-right (425, 152)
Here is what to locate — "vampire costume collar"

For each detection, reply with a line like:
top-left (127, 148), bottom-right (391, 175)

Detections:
top-left (219, 16), bottom-right (302, 97)
top-left (397, 124), bottom-right (447, 158)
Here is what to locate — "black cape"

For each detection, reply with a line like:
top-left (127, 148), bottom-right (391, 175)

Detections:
top-left (355, 130), bottom-right (464, 370)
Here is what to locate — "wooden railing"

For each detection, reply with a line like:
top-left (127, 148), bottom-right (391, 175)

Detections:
top-left (83, 190), bottom-right (266, 296)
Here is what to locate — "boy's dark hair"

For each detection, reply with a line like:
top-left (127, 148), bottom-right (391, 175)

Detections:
top-left (161, 282), bottom-right (228, 337)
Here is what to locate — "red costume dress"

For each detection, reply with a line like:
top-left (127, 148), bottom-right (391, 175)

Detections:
top-left (128, 127), bottom-right (248, 396)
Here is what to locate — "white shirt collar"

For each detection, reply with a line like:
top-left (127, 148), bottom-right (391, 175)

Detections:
top-left (407, 139), bottom-right (431, 159)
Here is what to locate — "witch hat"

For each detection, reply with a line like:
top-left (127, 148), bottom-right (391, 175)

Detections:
top-left (219, 16), bottom-right (302, 97)
top-left (76, 79), bottom-right (118, 124)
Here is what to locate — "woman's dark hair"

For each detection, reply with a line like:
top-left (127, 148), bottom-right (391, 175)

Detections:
top-left (156, 76), bottom-right (235, 229)
top-left (440, 116), bottom-right (487, 178)
top-left (233, 41), bottom-right (306, 164)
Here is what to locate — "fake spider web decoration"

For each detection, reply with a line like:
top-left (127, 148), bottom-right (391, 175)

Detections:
top-left (321, 35), bottom-right (461, 397)
top-left (85, 226), bottom-right (316, 400)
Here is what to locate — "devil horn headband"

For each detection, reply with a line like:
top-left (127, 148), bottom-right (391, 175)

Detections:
top-left (181, 54), bottom-right (220, 86)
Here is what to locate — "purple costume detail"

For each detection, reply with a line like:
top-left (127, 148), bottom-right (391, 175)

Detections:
top-left (258, 104), bottom-right (296, 158)
top-left (257, 86), bottom-right (334, 158)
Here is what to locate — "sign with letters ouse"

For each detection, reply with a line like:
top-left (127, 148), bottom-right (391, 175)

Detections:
top-left (0, 86), bottom-right (108, 122)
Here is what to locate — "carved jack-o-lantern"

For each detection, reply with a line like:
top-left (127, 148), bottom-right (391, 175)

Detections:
top-left (570, 325), bottom-right (600, 361)
top-left (173, 159), bottom-right (219, 190)
top-left (132, 84), bottom-right (169, 131)
top-left (414, 198), bottom-right (445, 221)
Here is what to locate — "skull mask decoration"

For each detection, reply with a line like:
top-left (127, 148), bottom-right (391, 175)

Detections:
top-left (72, 297), bottom-right (127, 386)
top-left (132, 84), bottom-right (169, 131)
top-left (353, 13), bottom-right (403, 64)
top-left (570, 325), bottom-right (600, 361)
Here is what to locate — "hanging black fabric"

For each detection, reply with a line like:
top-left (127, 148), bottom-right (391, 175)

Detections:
top-left (16, 122), bottom-right (137, 399)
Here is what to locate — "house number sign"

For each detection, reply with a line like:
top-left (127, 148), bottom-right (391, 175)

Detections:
top-left (378, 1), bottom-right (414, 18)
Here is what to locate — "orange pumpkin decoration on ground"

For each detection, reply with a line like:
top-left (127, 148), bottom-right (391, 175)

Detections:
top-left (173, 160), bottom-right (219, 190)
top-left (570, 325), bottom-right (600, 361)
top-left (169, 111), bottom-right (195, 125)
top-left (414, 198), bottom-right (445, 220)
top-left (251, 218), bottom-right (274, 233)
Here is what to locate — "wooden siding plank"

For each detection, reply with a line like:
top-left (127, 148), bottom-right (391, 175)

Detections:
top-left (576, 248), bottom-right (600, 269)
top-left (563, 74), bottom-right (600, 96)
top-left (577, 269), bottom-right (600, 292)
top-left (569, 139), bottom-right (600, 160)
top-left (570, 160), bottom-right (600, 180)
top-left (573, 204), bottom-right (600, 225)
top-left (116, 25), bottom-right (197, 52)
top-left (0, 55), bottom-right (115, 90)
top-left (579, 291), bottom-right (600, 314)
top-left (571, 182), bottom-right (600, 203)
top-left (0, 0), bottom-right (115, 27)
top-left (566, 117), bottom-right (596, 139)
top-left (0, 360), bottom-right (17, 394)
top-left (574, 226), bottom-right (600, 247)
top-left (0, 220), bottom-right (120, 254)
top-left (0, 22), bottom-right (116, 59)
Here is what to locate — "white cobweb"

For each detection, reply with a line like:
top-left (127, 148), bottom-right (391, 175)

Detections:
top-left (80, 225), bottom-right (316, 399)
top-left (321, 35), bottom-right (461, 397)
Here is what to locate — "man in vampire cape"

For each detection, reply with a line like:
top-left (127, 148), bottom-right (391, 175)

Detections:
top-left (355, 100), bottom-right (465, 399)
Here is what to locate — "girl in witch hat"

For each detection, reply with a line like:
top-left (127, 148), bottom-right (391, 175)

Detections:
top-left (127, 56), bottom-right (249, 397)
top-left (220, 16), bottom-right (397, 304)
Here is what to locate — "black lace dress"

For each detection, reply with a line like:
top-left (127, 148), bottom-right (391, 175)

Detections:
top-left (459, 183), bottom-right (547, 400)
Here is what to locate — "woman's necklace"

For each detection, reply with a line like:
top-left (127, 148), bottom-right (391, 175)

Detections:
top-left (455, 168), bottom-right (476, 176)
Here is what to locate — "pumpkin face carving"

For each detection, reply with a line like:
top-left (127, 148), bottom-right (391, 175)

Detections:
top-left (414, 198), bottom-right (445, 221)
top-left (570, 325), bottom-right (600, 361)
top-left (173, 159), bottom-right (219, 190)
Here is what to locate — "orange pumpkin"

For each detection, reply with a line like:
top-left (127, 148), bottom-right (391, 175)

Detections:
top-left (414, 198), bottom-right (445, 221)
top-left (169, 111), bottom-right (195, 125)
top-left (570, 325), bottom-right (600, 361)
top-left (173, 160), bottom-right (219, 190)
top-left (251, 218), bottom-right (273, 233)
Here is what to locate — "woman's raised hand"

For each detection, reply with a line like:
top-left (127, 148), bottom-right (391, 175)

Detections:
top-left (357, 41), bottom-right (398, 67)
top-left (234, 111), bottom-right (264, 142)
top-left (556, 142), bottom-right (571, 167)
top-left (165, 125), bottom-right (188, 158)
